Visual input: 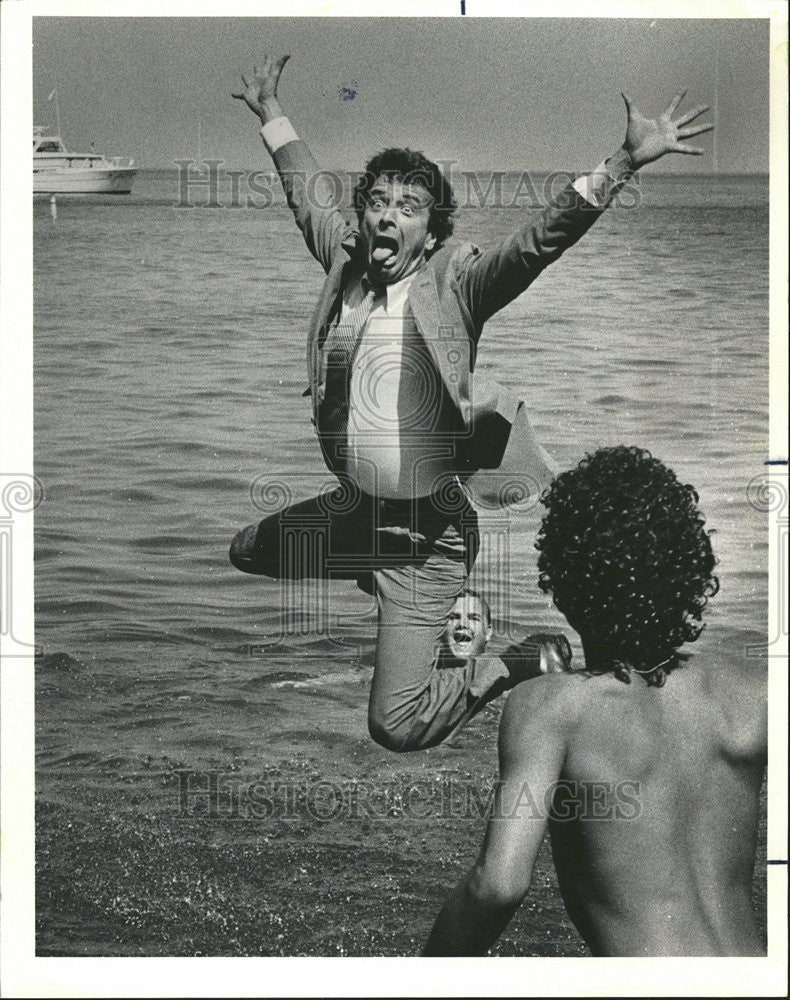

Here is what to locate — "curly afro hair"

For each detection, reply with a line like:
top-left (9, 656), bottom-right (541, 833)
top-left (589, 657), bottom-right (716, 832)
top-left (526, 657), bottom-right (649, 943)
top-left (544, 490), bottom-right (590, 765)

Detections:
top-left (535, 446), bottom-right (719, 686)
top-left (352, 147), bottom-right (457, 251)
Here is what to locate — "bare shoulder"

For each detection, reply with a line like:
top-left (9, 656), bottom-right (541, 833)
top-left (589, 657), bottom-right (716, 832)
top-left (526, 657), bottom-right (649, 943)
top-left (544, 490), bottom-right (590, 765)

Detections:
top-left (707, 647), bottom-right (767, 700)
top-left (497, 674), bottom-right (587, 771)
top-left (697, 648), bottom-right (768, 761)
top-left (501, 672), bottom-right (591, 738)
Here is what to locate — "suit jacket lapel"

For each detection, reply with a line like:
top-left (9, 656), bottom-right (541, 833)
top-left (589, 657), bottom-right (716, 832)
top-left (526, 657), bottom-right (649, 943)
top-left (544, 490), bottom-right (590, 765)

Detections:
top-left (307, 245), bottom-right (355, 394)
top-left (310, 241), bottom-right (469, 416)
top-left (407, 266), bottom-right (466, 413)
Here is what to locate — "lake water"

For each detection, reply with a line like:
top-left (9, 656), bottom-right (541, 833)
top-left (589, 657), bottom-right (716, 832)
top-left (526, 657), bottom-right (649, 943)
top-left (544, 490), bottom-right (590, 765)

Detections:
top-left (33, 168), bottom-right (769, 955)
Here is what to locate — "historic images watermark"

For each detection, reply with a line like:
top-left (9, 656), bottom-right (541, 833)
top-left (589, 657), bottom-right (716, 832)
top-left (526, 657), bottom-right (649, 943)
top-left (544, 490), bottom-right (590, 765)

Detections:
top-left (234, 462), bottom-right (788, 658)
top-left (0, 474), bottom-right (44, 657)
top-left (174, 770), bottom-right (643, 823)
top-left (746, 469), bottom-right (789, 658)
top-left (235, 308), bottom-right (553, 652)
top-left (239, 466), bottom-right (537, 652)
top-left (172, 160), bottom-right (643, 212)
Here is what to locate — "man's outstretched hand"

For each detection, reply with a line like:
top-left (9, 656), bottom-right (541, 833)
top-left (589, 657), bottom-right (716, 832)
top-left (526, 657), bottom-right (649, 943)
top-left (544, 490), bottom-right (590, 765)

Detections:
top-left (232, 54), bottom-right (291, 122)
top-left (621, 91), bottom-right (713, 170)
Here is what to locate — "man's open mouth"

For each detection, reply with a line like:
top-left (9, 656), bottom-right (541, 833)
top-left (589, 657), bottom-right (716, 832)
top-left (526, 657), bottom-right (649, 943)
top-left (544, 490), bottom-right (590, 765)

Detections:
top-left (371, 235), bottom-right (399, 264)
top-left (453, 628), bottom-right (473, 646)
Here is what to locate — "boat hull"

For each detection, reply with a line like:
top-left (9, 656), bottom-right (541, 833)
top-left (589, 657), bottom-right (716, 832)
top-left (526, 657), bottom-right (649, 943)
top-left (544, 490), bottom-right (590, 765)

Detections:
top-left (33, 167), bottom-right (137, 194)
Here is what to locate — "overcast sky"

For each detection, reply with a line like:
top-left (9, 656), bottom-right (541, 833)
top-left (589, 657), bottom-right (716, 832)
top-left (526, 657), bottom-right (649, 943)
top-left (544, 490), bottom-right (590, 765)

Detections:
top-left (32, 16), bottom-right (769, 172)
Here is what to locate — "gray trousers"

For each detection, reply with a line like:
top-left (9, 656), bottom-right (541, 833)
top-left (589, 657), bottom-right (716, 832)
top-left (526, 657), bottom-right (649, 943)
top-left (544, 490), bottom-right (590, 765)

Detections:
top-left (229, 485), bottom-right (512, 751)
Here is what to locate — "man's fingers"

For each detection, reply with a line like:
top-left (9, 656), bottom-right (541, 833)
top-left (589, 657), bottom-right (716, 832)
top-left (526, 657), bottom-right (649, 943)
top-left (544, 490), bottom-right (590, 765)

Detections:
top-left (675, 103), bottom-right (710, 127)
top-left (666, 89), bottom-right (687, 116)
top-left (672, 142), bottom-right (705, 156)
top-left (231, 91), bottom-right (244, 100)
top-left (277, 54), bottom-right (291, 70)
top-left (253, 64), bottom-right (260, 76)
top-left (677, 122), bottom-right (714, 139)
top-left (240, 73), bottom-right (249, 89)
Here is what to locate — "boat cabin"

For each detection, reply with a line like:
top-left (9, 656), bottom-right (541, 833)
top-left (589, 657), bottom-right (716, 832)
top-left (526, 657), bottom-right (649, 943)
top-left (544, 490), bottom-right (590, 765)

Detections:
top-left (34, 134), bottom-right (68, 154)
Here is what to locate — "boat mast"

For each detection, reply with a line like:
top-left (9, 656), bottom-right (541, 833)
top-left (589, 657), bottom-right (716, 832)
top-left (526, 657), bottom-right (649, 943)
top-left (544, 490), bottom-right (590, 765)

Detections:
top-left (47, 86), bottom-right (62, 137)
top-left (713, 48), bottom-right (719, 173)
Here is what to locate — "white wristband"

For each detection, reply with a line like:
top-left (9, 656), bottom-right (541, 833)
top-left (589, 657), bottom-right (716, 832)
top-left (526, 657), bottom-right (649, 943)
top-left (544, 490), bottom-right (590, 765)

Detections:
top-left (260, 117), bottom-right (300, 154)
top-left (572, 159), bottom-right (609, 207)
top-left (573, 154), bottom-right (634, 208)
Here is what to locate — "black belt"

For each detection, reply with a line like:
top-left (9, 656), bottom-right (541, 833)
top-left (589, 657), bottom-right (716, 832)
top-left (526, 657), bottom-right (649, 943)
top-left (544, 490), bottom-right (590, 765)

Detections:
top-left (362, 482), bottom-right (469, 519)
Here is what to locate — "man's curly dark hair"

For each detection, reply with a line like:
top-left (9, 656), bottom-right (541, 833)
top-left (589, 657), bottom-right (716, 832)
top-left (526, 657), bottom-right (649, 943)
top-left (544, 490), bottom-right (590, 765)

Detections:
top-left (535, 446), bottom-right (719, 687)
top-left (352, 147), bottom-right (457, 250)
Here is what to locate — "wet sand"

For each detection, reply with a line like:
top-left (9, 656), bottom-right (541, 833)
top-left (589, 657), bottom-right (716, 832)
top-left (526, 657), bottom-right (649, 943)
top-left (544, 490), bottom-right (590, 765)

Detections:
top-left (36, 699), bottom-right (767, 958)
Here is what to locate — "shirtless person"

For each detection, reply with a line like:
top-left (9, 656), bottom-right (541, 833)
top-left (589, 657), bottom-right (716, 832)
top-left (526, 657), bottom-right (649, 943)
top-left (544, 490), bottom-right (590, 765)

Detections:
top-left (424, 446), bottom-right (767, 956)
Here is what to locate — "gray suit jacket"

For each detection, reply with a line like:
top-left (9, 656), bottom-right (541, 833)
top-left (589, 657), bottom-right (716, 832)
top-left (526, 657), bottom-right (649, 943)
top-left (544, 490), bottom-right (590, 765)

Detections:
top-left (270, 138), bottom-right (607, 506)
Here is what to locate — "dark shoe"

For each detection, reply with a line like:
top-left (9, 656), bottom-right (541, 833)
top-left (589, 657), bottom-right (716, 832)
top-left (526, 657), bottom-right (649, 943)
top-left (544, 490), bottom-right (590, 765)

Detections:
top-left (538, 633), bottom-right (573, 675)
top-left (501, 633), bottom-right (573, 685)
top-left (228, 522), bottom-right (259, 572)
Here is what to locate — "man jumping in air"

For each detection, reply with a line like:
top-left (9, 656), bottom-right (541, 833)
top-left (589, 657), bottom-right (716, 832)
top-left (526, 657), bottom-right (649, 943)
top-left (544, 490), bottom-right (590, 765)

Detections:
top-left (229, 54), bottom-right (713, 752)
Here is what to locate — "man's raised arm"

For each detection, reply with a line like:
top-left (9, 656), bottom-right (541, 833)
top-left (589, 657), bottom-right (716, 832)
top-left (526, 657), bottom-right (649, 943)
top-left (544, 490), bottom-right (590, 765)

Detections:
top-left (462, 90), bottom-right (714, 327)
top-left (233, 54), bottom-right (349, 273)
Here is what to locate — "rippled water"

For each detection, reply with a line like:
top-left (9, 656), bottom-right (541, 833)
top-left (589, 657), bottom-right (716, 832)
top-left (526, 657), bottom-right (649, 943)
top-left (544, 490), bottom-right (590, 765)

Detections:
top-left (33, 170), bottom-right (768, 951)
top-left (35, 170), bottom-right (768, 766)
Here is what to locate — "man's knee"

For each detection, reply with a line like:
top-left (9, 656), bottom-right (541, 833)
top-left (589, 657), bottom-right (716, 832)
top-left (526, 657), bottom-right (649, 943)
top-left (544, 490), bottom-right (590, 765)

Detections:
top-left (368, 716), bottom-right (410, 753)
top-left (367, 707), bottom-right (423, 753)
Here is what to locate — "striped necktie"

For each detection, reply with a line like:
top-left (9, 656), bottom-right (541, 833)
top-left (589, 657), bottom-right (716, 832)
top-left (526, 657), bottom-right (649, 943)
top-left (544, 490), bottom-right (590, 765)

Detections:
top-left (317, 281), bottom-right (382, 470)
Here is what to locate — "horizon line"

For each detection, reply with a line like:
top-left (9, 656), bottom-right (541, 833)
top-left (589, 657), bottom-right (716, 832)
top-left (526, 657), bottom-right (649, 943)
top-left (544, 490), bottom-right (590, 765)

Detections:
top-left (142, 163), bottom-right (770, 177)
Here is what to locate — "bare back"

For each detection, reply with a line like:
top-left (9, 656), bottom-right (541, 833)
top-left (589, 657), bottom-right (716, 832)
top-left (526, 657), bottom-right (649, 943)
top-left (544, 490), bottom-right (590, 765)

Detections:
top-left (547, 653), bottom-right (767, 956)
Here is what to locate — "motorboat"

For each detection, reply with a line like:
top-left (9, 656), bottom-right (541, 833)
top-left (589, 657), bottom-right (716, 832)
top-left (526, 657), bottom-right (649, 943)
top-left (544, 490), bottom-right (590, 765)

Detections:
top-left (33, 126), bottom-right (137, 194)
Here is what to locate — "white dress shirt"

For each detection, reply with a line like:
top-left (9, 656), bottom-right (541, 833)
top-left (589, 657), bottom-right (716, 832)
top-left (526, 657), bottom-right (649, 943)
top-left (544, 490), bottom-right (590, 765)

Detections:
top-left (343, 272), bottom-right (458, 499)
